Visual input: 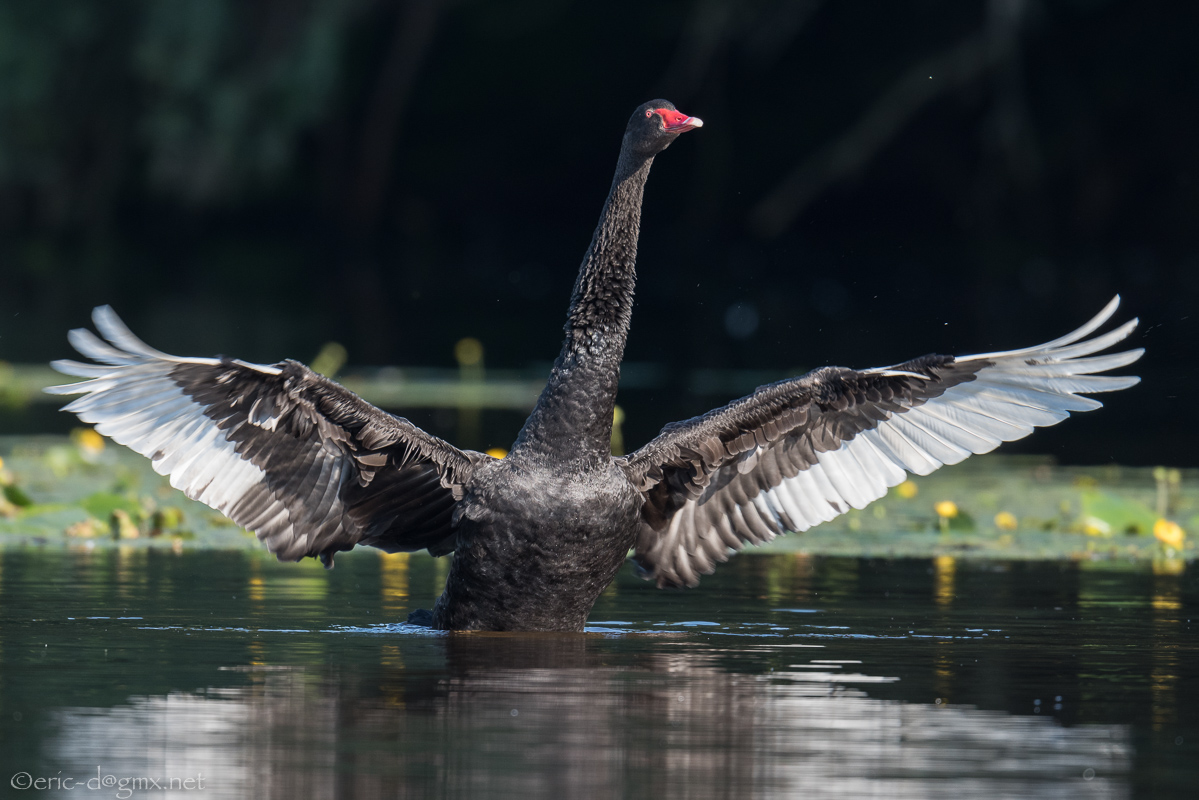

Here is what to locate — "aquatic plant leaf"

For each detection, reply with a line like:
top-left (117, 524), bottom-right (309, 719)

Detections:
top-left (3, 484), bottom-right (33, 507)
top-left (1078, 490), bottom-right (1156, 536)
top-left (81, 491), bottom-right (143, 522)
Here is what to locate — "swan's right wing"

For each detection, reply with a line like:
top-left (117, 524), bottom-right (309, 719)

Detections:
top-left (622, 297), bottom-right (1142, 588)
top-left (47, 306), bottom-right (485, 565)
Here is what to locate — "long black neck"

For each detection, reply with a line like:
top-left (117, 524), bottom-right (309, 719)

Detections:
top-left (510, 151), bottom-right (654, 469)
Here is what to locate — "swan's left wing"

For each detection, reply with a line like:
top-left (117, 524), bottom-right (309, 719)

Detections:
top-left (621, 297), bottom-right (1142, 588)
top-left (47, 306), bottom-right (484, 566)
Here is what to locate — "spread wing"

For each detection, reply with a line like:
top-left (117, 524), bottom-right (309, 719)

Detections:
top-left (47, 306), bottom-right (484, 566)
top-left (622, 296), bottom-right (1143, 588)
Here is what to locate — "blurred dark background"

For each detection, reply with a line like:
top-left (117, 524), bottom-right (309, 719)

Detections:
top-left (0, 0), bottom-right (1192, 465)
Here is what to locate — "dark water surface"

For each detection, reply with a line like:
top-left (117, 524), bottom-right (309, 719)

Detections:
top-left (0, 550), bottom-right (1194, 799)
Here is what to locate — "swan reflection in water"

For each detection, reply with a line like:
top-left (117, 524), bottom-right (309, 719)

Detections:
top-left (44, 635), bottom-right (1129, 799)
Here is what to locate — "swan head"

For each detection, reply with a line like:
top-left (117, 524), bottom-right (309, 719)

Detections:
top-left (624, 99), bottom-right (703, 159)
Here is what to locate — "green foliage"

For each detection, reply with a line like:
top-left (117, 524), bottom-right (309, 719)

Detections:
top-left (944, 508), bottom-right (975, 533)
top-left (80, 490), bottom-right (143, 521)
top-left (134, 0), bottom-right (355, 202)
top-left (0, 0), bottom-right (359, 222)
top-left (1077, 489), bottom-right (1158, 537)
top-left (2, 482), bottom-right (32, 506)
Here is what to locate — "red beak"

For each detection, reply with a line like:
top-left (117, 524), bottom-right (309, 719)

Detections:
top-left (655, 108), bottom-right (704, 133)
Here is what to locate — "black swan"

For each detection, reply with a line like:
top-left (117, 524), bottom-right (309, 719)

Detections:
top-left (48, 100), bottom-right (1143, 631)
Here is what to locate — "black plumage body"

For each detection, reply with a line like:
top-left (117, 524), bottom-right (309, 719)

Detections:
top-left (436, 455), bottom-right (641, 631)
top-left (47, 100), bottom-right (1143, 632)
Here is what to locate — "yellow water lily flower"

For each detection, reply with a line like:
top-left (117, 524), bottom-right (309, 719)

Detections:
top-left (994, 511), bottom-right (1018, 531)
top-left (111, 509), bottom-right (139, 539)
top-left (454, 337), bottom-right (484, 367)
top-left (71, 427), bottom-right (106, 461)
top-left (896, 480), bottom-right (918, 499)
top-left (935, 501), bottom-right (959, 519)
top-left (1153, 519), bottom-right (1185, 549)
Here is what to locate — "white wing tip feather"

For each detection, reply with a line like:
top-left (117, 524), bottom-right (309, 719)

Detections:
top-left (961, 296), bottom-right (1140, 364)
top-left (45, 362), bottom-right (98, 395)
top-left (44, 382), bottom-right (89, 396)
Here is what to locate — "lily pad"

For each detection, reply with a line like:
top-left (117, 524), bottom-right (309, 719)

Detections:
top-left (80, 491), bottom-right (145, 522)
top-left (3, 484), bottom-right (32, 507)
top-left (1078, 489), bottom-right (1157, 536)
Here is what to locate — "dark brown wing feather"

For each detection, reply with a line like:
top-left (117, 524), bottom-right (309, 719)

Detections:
top-left (621, 299), bottom-right (1142, 588)
top-left (47, 307), bottom-right (482, 566)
